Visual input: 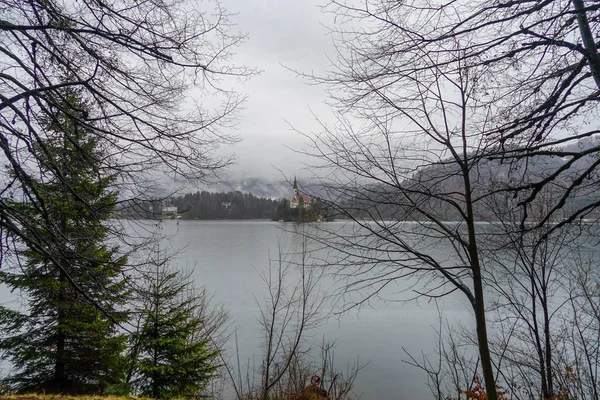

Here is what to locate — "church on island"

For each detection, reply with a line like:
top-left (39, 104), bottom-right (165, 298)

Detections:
top-left (272, 177), bottom-right (331, 222)
top-left (290, 177), bottom-right (311, 209)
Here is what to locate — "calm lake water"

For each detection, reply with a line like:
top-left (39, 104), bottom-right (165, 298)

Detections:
top-left (2, 219), bottom-right (596, 398)
top-left (144, 219), bottom-right (475, 400)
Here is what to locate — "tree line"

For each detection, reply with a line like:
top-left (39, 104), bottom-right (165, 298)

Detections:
top-left (338, 137), bottom-right (600, 223)
top-left (171, 191), bottom-right (280, 220)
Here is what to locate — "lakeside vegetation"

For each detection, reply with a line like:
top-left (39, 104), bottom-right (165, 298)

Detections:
top-left (271, 198), bottom-right (335, 222)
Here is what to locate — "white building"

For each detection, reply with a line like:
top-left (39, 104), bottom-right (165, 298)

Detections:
top-left (162, 206), bottom-right (178, 215)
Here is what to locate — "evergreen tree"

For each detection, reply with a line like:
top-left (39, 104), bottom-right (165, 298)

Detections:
top-left (131, 257), bottom-right (219, 399)
top-left (0, 90), bottom-right (128, 393)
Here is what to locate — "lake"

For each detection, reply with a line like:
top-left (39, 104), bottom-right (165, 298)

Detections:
top-left (1, 218), bottom-right (595, 398)
top-left (143, 219), bottom-right (475, 400)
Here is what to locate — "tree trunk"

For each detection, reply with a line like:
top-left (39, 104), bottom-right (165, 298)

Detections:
top-left (542, 296), bottom-right (554, 398)
top-left (54, 192), bottom-right (69, 391)
top-left (54, 267), bottom-right (66, 390)
top-left (531, 278), bottom-right (550, 400)
top-left (464, 170), bottom-right (498, 400)
top-left (471, 263), bottom-right (498, 400)
top-left (572, 0), bottom-right (600, 90)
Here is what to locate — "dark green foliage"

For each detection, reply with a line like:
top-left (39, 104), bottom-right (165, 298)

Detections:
top-left (172, 190), bottom-right (279, 219)
top-left (309, 198), bottom-right (335, 222)
top-left (0, 91), bottom-right (128, 394)
top-left (131, 259), bottom-right (219, 399)
top-left (273, 198), bottom-right (295, 221)
top-left (271, 198), bottom-right (334, 222)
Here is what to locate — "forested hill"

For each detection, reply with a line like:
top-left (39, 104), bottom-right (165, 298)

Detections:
top-left (172, 191), bottom-right (280, 219)
top-left (340, 137), bottom-right (600, 222)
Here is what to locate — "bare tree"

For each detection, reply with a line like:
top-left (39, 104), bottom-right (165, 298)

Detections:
top-left (317, 339), bottom-right (365, 400)
top-left (254, 239), bottom-right (323, 400)
top-left (403, 310), bottom-right (482, 400)
top-left (404, 237), bottom-right (600, 400)
top-left (479, 188), bottom-right (577, 400)
top-left (292, 1), bottom-right (600, 399)
top-left (299, 48), bottom-right (503, 398)
top-left (0, 0), bottom-right (252, 305)
top-left (387, 190), bottom-right (598, 400)
top-left (558, 258), bottom-right (600, 400)
top-left (224, 238), bottom-right (363, 400)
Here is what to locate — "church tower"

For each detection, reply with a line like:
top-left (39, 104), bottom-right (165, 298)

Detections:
top-left (292, 176), bottom-right (298, 197)
top-left (290, 176), bottom-right (311, 209)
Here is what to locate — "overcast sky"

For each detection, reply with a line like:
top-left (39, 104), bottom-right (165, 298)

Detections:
top-left (217, 0), bottom-right (336, 181)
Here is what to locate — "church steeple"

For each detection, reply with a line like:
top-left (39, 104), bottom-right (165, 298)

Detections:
top-left (292, 176), bottom-right (298, 197)
top-left (290, 176), bottom-right (311, 209)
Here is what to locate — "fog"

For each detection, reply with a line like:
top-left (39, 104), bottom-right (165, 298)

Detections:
top-left (210, 0), bottom-right (336, 182)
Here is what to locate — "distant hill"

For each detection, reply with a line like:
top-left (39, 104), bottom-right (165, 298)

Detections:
top-left (201, 178), bottom-right (291, 199)
top-left (199, 176), bottom-right (329, 200)
top-left (331, 136), bottom-right (600, 222)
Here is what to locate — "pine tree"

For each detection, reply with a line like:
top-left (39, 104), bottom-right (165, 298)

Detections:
top-left (131, 256), bottom-right (219, 399)
top-left (0, 90), bottom-right (128, 393)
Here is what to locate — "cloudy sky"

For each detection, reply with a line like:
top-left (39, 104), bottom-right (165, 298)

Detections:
top-left (217, 0), bottom-right (336, 181)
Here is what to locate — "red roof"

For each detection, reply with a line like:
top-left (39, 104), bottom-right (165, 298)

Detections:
top-left (292, 193), bottom-right (311, 203)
